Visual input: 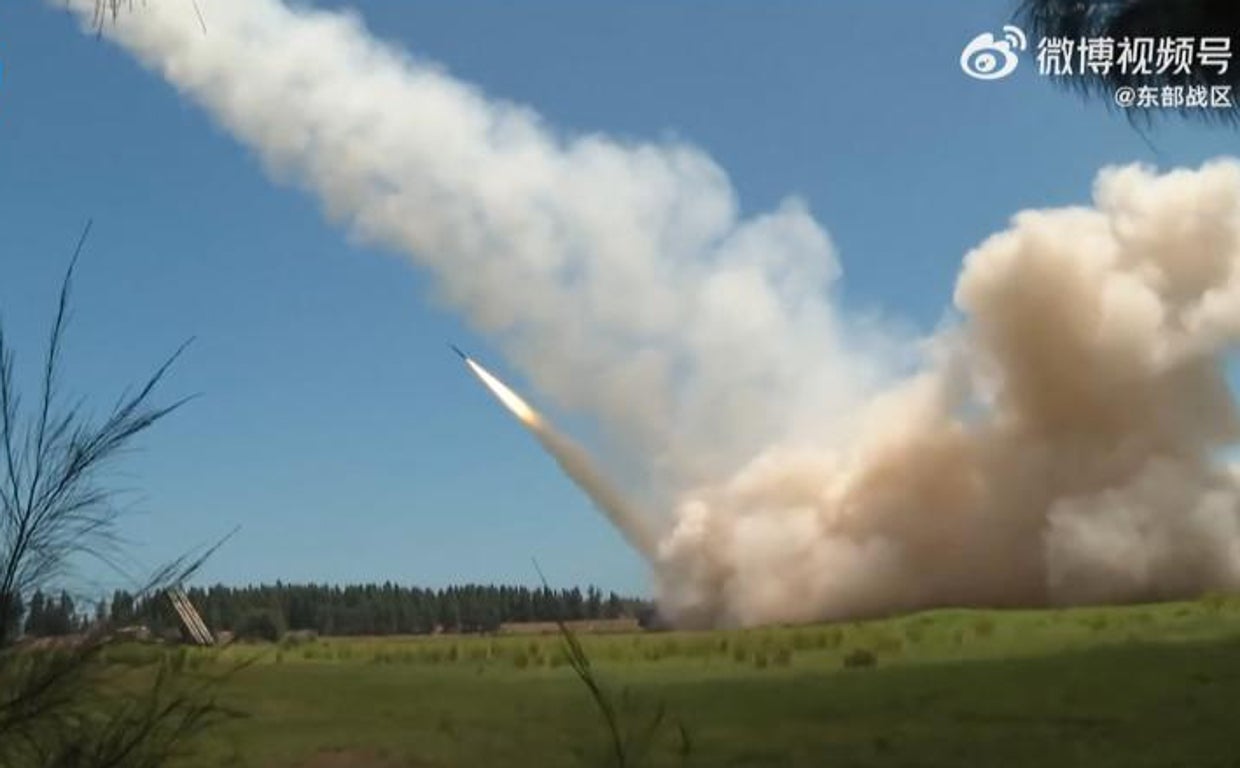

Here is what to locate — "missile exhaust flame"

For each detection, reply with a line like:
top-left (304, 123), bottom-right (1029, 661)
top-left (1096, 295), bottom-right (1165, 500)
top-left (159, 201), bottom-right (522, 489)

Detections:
top-left (463, 356), bottom-right (542, 429)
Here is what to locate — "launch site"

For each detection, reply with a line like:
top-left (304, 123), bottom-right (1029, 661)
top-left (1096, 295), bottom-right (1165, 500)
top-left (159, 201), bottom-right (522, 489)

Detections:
top-left (2, 0), bottom-right (1240, 766)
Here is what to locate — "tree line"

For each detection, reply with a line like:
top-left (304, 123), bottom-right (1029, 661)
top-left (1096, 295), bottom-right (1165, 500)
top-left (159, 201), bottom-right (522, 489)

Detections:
top-left (87, 582), bottom-right (653, 640)
top-left (16, 590), bottom-right (105, 637)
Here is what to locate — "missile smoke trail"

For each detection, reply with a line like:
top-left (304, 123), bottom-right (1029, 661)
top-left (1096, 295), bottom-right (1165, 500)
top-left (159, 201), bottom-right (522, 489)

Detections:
top-left (71, 0), bottom-right (1240, 626)
top-left (456, 349), bottom-right (658, 558)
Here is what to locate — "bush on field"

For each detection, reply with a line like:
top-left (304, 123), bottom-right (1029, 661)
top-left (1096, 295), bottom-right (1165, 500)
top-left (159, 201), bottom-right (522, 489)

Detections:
top-left (842, 648), bottom-right (877, 669)
top-left (236, 609), bottom-right (284, 643)
top-left (1083, 616), bottom-right (1109, 633)
top-left (280, 629), bottom-right (318, 648)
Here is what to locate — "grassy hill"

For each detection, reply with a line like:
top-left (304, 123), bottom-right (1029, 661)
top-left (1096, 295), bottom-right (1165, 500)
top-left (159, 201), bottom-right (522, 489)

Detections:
top-left (136, 594), bottom-right (1240, 767)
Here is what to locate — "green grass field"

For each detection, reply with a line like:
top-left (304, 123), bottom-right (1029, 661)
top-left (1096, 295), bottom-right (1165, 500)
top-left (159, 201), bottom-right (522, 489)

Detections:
top-left (137, 595), bottom-right (1240, 767)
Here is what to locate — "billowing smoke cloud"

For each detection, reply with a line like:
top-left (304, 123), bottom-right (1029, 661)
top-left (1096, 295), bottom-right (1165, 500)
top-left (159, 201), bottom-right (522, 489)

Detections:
top-left (73, 0), bottom-right (1240, 626)
top-left (661, 163), bottom-right (1240, 625)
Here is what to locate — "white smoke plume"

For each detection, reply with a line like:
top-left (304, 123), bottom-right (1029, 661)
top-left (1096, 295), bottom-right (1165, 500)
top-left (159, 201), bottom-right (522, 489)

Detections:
top-left (72, 0), bottom-right (1240, 626)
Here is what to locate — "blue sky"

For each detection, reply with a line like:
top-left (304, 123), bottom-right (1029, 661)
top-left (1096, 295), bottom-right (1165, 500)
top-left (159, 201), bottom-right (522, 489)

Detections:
top-left (0, 1), bottom-right (1236, 596)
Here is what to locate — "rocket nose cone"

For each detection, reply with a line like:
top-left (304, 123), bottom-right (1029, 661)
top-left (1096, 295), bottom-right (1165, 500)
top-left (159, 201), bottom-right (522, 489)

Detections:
top-left (449, 343), bottom-right (469, 361)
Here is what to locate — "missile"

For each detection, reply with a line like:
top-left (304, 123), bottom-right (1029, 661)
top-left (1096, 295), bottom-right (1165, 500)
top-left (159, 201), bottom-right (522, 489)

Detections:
top-left (453, 347), bottom-right (541, 426)
top-left (448, 344), bottom-right (658, 558)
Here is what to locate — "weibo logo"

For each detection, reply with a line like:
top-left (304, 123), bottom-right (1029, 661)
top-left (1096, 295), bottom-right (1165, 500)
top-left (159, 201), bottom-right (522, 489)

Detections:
top-left (960, 26), bottom-right (1028, 81)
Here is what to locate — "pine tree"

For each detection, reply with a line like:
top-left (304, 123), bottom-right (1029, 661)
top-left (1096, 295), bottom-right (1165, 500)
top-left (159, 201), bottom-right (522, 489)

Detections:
top-left (25, 590), bottom-right (46, 636)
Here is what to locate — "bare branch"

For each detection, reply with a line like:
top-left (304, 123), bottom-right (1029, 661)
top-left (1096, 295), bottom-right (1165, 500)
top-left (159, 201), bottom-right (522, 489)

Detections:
top-left (0, 227), bottom-right (227, 768)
